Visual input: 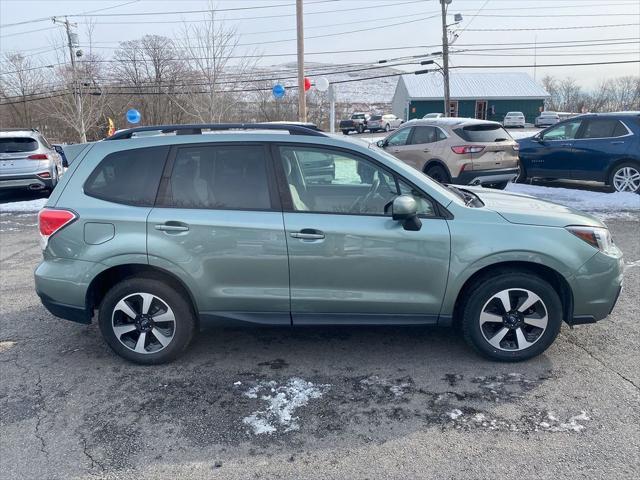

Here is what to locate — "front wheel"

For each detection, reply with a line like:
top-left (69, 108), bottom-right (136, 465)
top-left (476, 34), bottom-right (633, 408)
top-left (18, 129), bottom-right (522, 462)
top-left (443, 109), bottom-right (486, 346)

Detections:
top-left (342, 130), bottom-right (349, 135)
top-left (461, 272), bottom-right (563, 361)
top-left (98, 277), bottom-right (196, 364)
top-left (357, 124), bottom-right (364, 134)
top-left (610, 163), bottom-right (640, 193)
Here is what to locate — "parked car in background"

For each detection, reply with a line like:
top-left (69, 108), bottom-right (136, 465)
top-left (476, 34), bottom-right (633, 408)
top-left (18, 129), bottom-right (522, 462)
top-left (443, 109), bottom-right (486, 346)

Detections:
top-left (535, 112), bottom-right (560, 128)
top-left (367, 114), bottom-right (403, 132)
top-left (518, 112), bottom-right (640, 193)
top-left (35, 122), bottom-right (623, 364)
top-left (375, 118), bottom-right (519, 189)
top-left (423, 113), bottom-right (444, 119)
top-left (503, 112), bottom-right (526, 128)
top-left (339, 112), bottom-right (370, 135)
top-left (0, 129), bottom-right (64, 193)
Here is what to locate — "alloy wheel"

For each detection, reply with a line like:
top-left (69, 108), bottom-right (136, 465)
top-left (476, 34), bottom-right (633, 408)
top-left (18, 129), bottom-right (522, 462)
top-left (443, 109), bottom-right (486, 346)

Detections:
top-left (111, 292), bottom-right (176, 354)
top-left (613, 166), bottom-right (640, 192)
top-left (479, 288), bottom-right (548, 351)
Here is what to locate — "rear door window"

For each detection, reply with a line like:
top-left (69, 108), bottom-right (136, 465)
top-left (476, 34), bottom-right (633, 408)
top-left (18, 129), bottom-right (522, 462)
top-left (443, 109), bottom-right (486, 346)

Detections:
top-left (410, 126), bottom-right (436, 144)
top-left (163, 145), bottom-right (273, 210)
top-left (580, 119), bottom-right (628, 139)
top-left (84, 146), bottom-right (168, 206)
top-left (0, 137), bottom-right (38, 153)
top-left (454, 124), bottom-right (510, 142)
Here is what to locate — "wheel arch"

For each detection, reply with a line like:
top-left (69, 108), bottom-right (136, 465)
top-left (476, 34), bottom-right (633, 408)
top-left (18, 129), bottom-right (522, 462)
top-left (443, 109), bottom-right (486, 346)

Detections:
top-left (605, 158), bottom-right (640, 186)
top-left (86, 264), bottom-right (199, 324)
top-left (451, 261), bottom-right (574, 328)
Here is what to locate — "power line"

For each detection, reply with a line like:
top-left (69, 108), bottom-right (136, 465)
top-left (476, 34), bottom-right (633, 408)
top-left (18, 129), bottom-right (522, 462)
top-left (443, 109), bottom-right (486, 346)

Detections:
top-left (465, 23), bottom-right (639, 32)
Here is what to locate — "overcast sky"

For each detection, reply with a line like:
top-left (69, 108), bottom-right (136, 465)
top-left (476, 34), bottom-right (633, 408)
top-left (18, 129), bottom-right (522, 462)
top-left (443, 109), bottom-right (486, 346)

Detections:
top-left (1, 0), bottom-right (639, 88)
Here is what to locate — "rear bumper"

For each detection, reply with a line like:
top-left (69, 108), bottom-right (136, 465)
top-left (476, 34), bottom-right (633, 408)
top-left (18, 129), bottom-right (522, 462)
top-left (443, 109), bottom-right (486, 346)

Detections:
top-left (0, 174), bottom-right (52, 190)
top-left (38, 292), bottom-right (91, 324)
top-left (454, 167), bottom-right (519, 186)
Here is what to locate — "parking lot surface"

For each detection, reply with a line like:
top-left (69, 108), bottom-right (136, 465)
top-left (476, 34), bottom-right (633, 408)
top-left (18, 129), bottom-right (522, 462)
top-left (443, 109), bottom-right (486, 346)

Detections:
top-left (1, 193), bottom-right (639, 479)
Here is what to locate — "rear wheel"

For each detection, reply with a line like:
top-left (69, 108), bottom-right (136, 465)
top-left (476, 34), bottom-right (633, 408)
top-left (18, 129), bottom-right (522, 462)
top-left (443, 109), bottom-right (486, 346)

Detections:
top-left (385, 123), bottom-right (391, 132)
top-left (424, 164), bottom-right (451, 184)
top-left (610, 163), bottom-right (640, 193)
top-left (98, 277), bottom-right (196, 364)
top-left (461, 272), bottom-right (563, 361)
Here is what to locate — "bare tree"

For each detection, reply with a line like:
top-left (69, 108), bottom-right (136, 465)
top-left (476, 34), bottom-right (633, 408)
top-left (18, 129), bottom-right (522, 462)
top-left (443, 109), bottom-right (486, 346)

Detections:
top-left (0, 53), bottom-right (46, 127)
top-left (174, 5), bottom-right (260, 123)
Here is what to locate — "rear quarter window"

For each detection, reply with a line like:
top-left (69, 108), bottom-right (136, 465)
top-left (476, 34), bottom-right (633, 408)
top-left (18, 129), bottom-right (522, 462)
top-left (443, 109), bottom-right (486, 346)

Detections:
top-left (84, 146), bottom-right (169, 206)
top-left (0, 137), bottom-right (38, 153)
top-left (454, 124), bottom-right (510, 142)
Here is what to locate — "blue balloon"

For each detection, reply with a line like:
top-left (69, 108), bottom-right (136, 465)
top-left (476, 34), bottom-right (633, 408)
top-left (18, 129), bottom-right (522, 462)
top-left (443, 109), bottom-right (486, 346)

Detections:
top-left (272, 84), bottom-right (285, 99)
top-left (126, 108), bottom-right (141, 124)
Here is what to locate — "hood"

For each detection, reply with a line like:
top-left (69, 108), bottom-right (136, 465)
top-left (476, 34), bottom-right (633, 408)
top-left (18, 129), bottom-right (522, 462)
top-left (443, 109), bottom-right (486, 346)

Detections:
top-left (463, 186), bottom-right (604, 228)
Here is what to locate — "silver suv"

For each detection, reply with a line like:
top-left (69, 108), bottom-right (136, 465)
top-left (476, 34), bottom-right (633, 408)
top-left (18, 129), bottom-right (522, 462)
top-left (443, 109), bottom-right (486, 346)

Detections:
top-left (0, 129), bottom-right (65, 193)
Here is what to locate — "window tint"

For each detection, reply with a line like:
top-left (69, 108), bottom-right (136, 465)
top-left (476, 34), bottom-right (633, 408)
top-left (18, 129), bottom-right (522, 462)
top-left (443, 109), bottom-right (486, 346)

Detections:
top-left (370, 115), bottom-right (382, 121)
top-left (581, 119), bottom-right (628, 139)
top-left (411, 126), bottom-right (436, 144)
top-left (386, 128), bottom-right (411, 146)
top-left (166, 145), bottom-right (271, 210)
top-left (280, 146), bottom-right (434, 216)
top-left (454, 124), bottom-right (510, 142)
top-left (542, 120), bottom-right (582, 141)
top-left (436, 128), bottom-right (447, 141)
top-left (0, 137), bottom-right (38, 153)
top-left (85, 147), bottom-right (167, 206)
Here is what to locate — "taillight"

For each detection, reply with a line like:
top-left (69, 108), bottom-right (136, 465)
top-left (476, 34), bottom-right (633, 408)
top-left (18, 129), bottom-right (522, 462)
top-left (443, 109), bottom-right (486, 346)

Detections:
top-left (38, 208), bottom-right (76, 249)
top-left (512, 144), bottom-right (520, 152)
top-left (451, 145), bottom-right (485, 154)
top-left (37, 172), bottom-right (51, 179)
top-left (28, 154), bottom-right (49, 160)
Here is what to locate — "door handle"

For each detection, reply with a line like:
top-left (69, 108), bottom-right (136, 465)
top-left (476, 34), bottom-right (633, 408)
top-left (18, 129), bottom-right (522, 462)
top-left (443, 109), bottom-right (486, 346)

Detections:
top-left (559, 143), bottom-right (572, 147)
top-left (392, 148), bottom-right (400, 153)
top-left (422, 148), bottom-right (430, 153)
top-left (611, 141), bottom-right (625, 145)
top-left (290, 229), bottom-right (325, 240)
top-left (155, 223), bottom-right (189, 232)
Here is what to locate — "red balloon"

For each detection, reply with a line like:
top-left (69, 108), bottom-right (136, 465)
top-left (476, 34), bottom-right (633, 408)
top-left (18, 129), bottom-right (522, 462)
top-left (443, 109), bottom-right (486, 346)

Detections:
top-left (304, 77), bottom-right (311, 91)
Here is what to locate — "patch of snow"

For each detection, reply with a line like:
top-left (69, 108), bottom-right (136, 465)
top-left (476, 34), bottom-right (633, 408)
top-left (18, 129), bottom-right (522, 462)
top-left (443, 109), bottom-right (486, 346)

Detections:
top-left (506, 183), bottom-right (640, 219)
top-left (389, 382), bottom-right (411, 397)
top-left (626, 259), bottom-right (640, 269)
top-left (448, 409), bottom-right (463, 420)
top-left (242, 378), bottom-right (329, 435)
top-left (0, 198), bottom-right (47, 213)
top-left (538, 411), bottom-right (590, 433)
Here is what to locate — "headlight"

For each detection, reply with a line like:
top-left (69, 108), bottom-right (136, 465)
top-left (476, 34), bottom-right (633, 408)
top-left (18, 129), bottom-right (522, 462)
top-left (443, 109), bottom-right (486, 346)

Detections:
top-left (566, 226), bottom-right (616, 255)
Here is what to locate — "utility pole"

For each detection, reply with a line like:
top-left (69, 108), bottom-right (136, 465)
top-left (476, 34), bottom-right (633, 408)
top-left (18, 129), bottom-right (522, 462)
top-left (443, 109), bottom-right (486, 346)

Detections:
top-left (53, 16), bottom-right (86, 142)
top-left (296, 0), bottom-right (307, 122)
top-left (440, 0), bottom-right (451, 117)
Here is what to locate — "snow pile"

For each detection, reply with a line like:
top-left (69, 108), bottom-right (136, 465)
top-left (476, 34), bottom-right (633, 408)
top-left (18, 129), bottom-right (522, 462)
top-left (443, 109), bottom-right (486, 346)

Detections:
top-left (242, 378), bottom-right (329, 435)
top-left (506, 183), bottom-right (640, 219)
top-left (0, 198), bottom-right (47, 213)
top-left (538, 411), bottom-right (590, 433)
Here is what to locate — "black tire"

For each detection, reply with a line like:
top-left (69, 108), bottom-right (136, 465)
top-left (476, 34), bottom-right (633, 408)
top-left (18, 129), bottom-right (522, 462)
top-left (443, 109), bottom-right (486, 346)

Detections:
top-left (342, 130), bottom-right (349, 135)
top-left (98, 277), bottom-right (196, 364)
top-left (460, 271), bottom-right (563, 362)
top-left (385, 124), bottom-right (391, 132)
top-left (608, 162), bottom-right (640, 193)
top-left (485, 181), bottom-right (508, 190)
top-left (424, 164), bottom-right (451, 184)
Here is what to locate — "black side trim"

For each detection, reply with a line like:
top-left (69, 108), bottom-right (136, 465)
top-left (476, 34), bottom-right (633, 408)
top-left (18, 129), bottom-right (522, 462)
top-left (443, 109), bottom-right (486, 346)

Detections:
top-left (39, 293), bottom-right (90, 324)
top-left (293, 313), bottom-right (439, 326)
top-left (566, 315), bottom-right (597, 326)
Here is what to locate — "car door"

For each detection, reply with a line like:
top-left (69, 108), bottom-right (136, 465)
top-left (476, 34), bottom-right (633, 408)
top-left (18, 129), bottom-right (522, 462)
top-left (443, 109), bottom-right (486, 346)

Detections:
top-left (571, 118), bottom-right (634, 182)
top-left (147, 143), bottom-right (291, 325)
top-left (402, 126), bottom-right (445, 171)
top-left (527, 119), bottom-right (583, 179)
top-left (275, 144), bottom-right (451, 324)
top-left (381, 126), bottom-right (414, 163)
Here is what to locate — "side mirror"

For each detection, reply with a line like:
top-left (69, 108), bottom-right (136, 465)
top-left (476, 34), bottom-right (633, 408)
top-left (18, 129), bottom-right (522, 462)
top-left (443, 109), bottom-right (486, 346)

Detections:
top-left (392, 195), bottom-right (422, 231)
top-left (376, 139), bottom-right (387, 148)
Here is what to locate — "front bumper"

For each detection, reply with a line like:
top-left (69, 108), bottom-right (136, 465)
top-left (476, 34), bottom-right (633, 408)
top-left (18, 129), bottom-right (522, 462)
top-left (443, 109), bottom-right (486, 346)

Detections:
top-left (570, 249), bottom-right (624, 323)
top-left (0, 174), bottom-right (52, 190)
top-left (455, 167), bottom-right (519, 186)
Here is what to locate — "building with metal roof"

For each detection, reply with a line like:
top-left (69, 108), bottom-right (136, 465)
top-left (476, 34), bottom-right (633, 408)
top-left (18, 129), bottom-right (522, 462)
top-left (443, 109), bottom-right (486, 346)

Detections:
top-left (392, 72), bottom-right (550, 124)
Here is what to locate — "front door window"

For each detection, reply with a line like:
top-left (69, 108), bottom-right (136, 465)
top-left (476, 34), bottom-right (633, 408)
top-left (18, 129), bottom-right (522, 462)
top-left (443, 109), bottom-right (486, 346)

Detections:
top-left (542, 120), bottom-right (583, 141)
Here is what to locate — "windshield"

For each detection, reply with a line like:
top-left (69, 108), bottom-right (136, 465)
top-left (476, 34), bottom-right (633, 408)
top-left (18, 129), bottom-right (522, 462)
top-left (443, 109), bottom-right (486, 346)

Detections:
top-left (0, 137), bottom-right (38, 153)
top-left (454, 124), bottom-right (512, 143)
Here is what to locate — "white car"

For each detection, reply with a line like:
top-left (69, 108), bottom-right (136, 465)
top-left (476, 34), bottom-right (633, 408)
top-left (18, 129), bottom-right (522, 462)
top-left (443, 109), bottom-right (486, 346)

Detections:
top-left (423, 112), bottom-right (444, 119)
top-left (535, 112), bottom-right (560, 128)
top-left (367, 114), bottom-right (403, 132)
top-left (503, 111), bottom-right (526, 128)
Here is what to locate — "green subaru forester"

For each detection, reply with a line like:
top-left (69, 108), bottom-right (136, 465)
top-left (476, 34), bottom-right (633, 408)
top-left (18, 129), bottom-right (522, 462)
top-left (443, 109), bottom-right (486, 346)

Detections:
top-left (35, 124), bottom-right (624, 364)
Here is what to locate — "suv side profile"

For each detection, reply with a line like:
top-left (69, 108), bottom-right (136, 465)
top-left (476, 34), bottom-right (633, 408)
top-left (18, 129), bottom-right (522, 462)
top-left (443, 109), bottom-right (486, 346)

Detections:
top-left (35, 123), bottom-right (623, 365)
top-left (0, 129), bottom-right (65, 193)
top-left (376, 118), bottom-right (520, 189)
top-left (518, 112), bottom-right (640, 193)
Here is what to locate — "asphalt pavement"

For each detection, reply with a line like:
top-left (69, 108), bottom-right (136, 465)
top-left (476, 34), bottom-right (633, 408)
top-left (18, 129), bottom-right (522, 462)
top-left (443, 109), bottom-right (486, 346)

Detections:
top-left (1, 203), bottom-right (639, 479)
